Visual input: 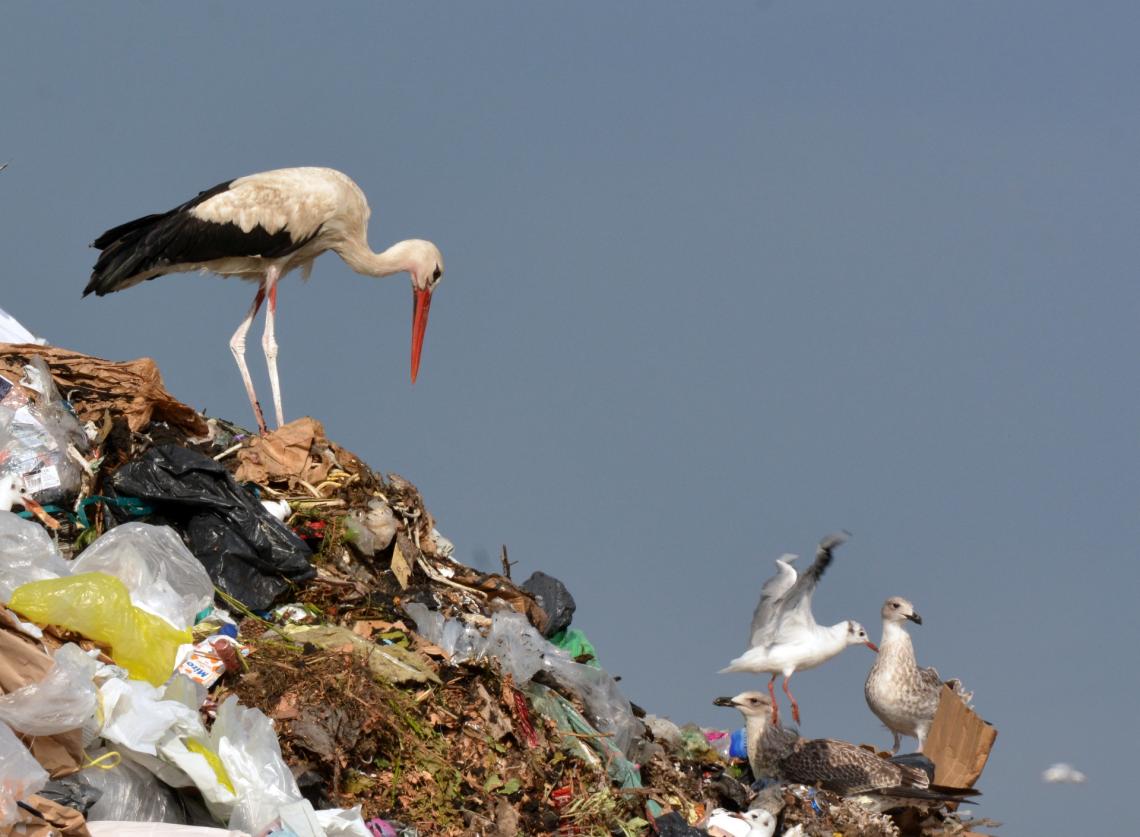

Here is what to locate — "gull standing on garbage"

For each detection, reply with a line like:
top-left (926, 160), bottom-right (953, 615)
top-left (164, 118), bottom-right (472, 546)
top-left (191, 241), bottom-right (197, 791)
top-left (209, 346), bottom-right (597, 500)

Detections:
top-left (714, 692), bottom-right (979, 804)
top-left (864, 596), bottom-right (969, 753)
top-left (85, 167), bottom-right (445, 434)
top-left (720, 532), bottom-right (877, 725)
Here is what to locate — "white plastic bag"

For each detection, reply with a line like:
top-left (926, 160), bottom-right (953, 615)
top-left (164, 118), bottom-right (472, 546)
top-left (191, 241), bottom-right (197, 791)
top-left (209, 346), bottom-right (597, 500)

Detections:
top-left (72, 523), bottom-right (214, 629)
top-left (211, 696), bottom-right (303, 834)
top-left (0, 643), bottom-right (98, 735)
top-left (0, 721), bottom-right (49, 826)
top-left (98, 678), bottom-right (204, 757)
top-left (0, 510), bottom-right (71, 603)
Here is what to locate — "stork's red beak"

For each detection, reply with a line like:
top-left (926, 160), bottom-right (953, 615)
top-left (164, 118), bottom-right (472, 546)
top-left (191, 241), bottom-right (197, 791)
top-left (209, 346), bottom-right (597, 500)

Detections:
top-left (410, 288), bottom-right (432, 384)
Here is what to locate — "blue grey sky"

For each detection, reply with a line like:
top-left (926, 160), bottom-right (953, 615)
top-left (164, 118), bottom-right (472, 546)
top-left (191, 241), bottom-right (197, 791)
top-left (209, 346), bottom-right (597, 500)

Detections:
top-left (2, 3), bottom-right (1137, 833)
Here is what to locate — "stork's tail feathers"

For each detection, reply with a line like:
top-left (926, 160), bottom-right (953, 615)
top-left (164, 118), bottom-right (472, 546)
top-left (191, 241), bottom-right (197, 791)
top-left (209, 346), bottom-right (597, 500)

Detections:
top-left (86, 213), bottom-right (170, 296)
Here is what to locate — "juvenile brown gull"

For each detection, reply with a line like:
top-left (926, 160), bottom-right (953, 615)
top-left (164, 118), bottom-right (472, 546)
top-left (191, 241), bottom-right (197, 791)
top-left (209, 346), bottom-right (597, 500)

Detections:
top-left (714, 691), bottom-right (978, 804)
top-left (864, 596), bottom-right (970, 753)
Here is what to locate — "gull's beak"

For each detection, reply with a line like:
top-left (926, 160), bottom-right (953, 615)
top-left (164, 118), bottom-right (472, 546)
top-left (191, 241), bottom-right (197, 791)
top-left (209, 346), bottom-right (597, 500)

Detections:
top-left (713, 696), bottom-right (736, 708)
top-left (411, 287), bottom-right (433, 383)
top-left (907, 612), bottom-right (923, 625)
top-left (865, 641), bottom-right (880, 653)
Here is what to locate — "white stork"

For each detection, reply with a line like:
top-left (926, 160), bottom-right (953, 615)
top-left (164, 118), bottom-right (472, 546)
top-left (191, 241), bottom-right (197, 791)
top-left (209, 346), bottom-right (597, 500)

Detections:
top-left (85, 167), bottom-right (445, 434)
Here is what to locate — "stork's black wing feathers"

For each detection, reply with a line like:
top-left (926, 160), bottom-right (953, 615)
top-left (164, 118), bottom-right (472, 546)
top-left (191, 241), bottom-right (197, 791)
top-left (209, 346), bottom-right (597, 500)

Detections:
top-left (85, 179), bottom-right (315, 297)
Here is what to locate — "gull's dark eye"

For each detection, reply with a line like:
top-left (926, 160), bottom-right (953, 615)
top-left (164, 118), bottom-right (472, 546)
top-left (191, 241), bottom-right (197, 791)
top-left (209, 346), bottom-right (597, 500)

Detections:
top-left (432, 265), bottom-right (442, 281)
top-left (892, 602), bottom-right (900, 608)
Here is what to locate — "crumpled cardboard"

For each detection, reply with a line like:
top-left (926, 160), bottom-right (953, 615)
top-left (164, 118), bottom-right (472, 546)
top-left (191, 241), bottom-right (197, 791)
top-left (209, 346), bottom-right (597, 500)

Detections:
top-left (924, 685), bottom-right (997, 790)
top-left (233, 417), bottom-right (332, 486)
top-left (1, 793), bottom-right (89, 836)
top-left (0, 609), bottom-right (86, 778)
top-left (0, 344), bottom-right (206, 436)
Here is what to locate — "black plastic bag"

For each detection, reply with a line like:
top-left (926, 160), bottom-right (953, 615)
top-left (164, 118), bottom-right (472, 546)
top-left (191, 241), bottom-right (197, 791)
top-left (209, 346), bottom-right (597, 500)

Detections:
top-left (520, 571), bottom-right (576, 637)
top-left (109, 444), bottom-right (315, 610)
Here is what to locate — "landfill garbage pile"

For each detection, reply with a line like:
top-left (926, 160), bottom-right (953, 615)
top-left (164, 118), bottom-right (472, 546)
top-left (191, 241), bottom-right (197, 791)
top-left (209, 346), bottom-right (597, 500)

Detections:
top-left (0, 343), bottom-right (999, 837)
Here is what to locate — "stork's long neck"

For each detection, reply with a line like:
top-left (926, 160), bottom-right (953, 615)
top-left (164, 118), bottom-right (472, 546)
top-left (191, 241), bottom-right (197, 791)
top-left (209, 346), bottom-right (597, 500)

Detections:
top-left (335, 237), bottom-right (411, 278)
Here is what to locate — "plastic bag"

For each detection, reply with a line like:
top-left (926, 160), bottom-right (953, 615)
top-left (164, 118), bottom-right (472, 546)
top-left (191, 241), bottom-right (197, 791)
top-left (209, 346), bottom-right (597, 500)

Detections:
top-left (0, 720), bottom-right (49, 826)
top-left (0, 510), bottom-right (71, 603)
top-left (0, 357), bottom-right (87, 504)
top-left (9, 573), bottom-right (192, 685)
top-left (0, 642), bottom-right (98, 735)
top-left (72, 523), bottom-right (215, 630)
top-left (81, 751), bottom-right (186, 824)
top-left (520, 571), bottom-right (577, 637)
top-left (108, 445), bottom-right (315, 610)
top-left (98, 678), bottom-right (204, 757)
top-left (210, 695), bottom-right (303, 833)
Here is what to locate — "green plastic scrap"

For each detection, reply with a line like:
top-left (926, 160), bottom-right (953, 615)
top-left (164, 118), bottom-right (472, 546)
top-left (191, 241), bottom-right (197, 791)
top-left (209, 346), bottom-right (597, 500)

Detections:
top-left (549, 628), bottom-right (600, 668)
top-left (280, 624), bottom-right (440, 686)
top-left (524, 682), bottom-right (641, 791)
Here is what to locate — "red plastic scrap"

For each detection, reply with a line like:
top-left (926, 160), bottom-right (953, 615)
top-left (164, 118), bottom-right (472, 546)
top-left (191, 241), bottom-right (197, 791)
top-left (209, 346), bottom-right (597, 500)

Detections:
top-left (513, 689), bottom-right (539, 748)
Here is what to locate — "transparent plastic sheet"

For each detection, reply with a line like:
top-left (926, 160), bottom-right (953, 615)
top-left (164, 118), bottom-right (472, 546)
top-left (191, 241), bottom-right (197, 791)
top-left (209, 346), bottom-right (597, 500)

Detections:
top-left (81, 751), bottom-right (187, 824)
top-left (9, 573), bottom-right (192, 685)
top-left (72, 522), bottom-right (215, 630)
top-left (0, 720), bottom-right (49, 826)
top-left (401, 603), bottom-right (643, 757)
top-left (0, 510), bottom-right (71, 604)
top-left (0, 643), bottom-right (98, 735)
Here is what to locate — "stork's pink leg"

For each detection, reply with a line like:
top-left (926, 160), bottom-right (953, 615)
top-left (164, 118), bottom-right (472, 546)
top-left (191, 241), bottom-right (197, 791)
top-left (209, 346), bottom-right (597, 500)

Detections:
top-left (260, 267), bottom-right (285, 428)
top-left (230, 285), bottom-right (268, 434)
top-left (782, 674), bottom-right (800, 725)
top-left (767, 674), bottom-right (780, 727)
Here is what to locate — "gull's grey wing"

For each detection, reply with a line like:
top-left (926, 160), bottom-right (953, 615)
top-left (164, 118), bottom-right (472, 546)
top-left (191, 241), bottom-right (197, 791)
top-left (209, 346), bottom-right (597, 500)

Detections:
top-left (771, 531), bottom-right (850, 638)
top-left (748, 554), bottom-right (799, 647)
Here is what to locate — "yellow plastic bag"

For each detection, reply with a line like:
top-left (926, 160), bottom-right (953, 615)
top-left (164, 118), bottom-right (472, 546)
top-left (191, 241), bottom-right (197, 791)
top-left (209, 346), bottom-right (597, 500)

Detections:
top-left (9, 573), bottom-right (192, 685)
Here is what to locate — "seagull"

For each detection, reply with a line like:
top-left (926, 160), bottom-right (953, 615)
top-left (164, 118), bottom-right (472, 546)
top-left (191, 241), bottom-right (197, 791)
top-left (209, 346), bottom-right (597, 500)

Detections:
top-left (85, 167), bottom-right (445, 434)
top-left (704, 808), bottom-right (775, 837)
top-left (714, 691), bottom-right (979, 804)
top-left (720, 532), bottom-right (877, 725)
top-left (864, 596), bottom-right (968, 753)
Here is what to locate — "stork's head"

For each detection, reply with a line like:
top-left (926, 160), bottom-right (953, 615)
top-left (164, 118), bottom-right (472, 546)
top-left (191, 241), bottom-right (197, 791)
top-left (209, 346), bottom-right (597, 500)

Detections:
top-left (393, 239), bottom-right (445, 383)
top-left (845, 619), bottom-right (879, 652)
top-left (882, 596), bottom-right (922, 625)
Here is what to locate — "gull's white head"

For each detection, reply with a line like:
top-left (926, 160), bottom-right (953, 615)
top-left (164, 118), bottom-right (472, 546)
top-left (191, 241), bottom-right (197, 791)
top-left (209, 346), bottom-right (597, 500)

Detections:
top-left (741, 809), bottom-right (776, 837)
top-left (846, 620), bottom-right (879, 652)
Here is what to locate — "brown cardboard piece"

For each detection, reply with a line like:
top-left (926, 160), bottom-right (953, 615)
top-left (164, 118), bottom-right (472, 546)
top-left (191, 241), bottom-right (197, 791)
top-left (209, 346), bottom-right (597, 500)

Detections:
top-left (0, 344), bottom-right (206, 436)
top-left (1, 793), bottom-right (90, 836)
top-left (0, 609), bottom-right (86, 777)
top-left (924, 685), bottom-right (997, 789)
top-left (233, 416), bottom-right (332, 486)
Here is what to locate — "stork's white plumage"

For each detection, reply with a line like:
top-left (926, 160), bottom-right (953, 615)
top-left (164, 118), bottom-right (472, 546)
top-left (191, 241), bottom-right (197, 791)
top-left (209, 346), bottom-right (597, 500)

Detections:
top-left (85, 167), bottom-right (445, 433)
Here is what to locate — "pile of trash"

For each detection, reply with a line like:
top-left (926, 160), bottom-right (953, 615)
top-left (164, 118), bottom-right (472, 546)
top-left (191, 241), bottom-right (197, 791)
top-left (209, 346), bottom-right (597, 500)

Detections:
top-left (0, 343), bottom-right (998, 837)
